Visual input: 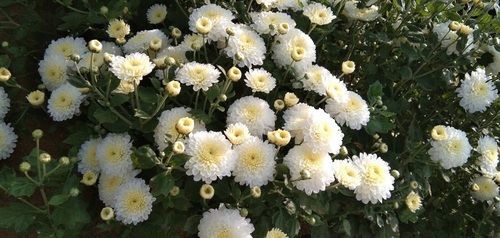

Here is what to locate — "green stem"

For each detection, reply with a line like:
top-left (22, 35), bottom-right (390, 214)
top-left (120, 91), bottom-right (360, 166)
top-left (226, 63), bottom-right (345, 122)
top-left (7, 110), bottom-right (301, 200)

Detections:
top-left (194, 91), bottom-right (200, 110)
top-left (143, 94), bottom-right (169, 124)
top-left (54, 0), bottom-right (88, 14)
top-left (0, 184), bottom-right (45, 213)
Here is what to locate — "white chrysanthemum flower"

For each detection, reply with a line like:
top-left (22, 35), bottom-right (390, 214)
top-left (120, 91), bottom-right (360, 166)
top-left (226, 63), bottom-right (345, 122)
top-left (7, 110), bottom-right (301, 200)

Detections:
top-left (332, 159), bottom-right (362, 190)
top-left (96, 133), bottom-right (134, 174)
top-left (456, 68), bottom-right (498, 113)
top-left (98, 170), bottom-right (139, 206)
top-left (114, 178), bottom-right (156, 225)
top-left (486, 45), bottom-right (500, 75)
top-left (0, 122), bottom-right (17, 160)
top-left (428, 126), bottom-right (472, 169)
top-left (303, 3), bottom-right (336, 25)
top-left (284, 145), bottom-right (335, 195)
top-left (325, 91), bottom-right (370, 130)
top-left (283, 103), bottom-right (315, 143)
top-left (227, 96), bottom-right (276, 136)
top-left (77, 41), bottom-right (123, 70)
top-left (233, 136), bottom-right (276, 187)
top-left (257, 0), bottom-right (277, 7)
top-left (342, 1), bottom-right (380, 22)
top-left (272, 0), bottom-right (308, 11)
top-left (47, 83), bottom-right (84, 121)
top-left (224, 123), bottom-right (250, 145)
top-left (303, 65), bottom-right (347, 101)
top-left (44, 36), bottom-right (87, 58)
top-left (123, 29), bottom-right (169, 54)
top-left (154, 107), bottom-right (205, 152)
top-left (38, 54), bottom-right (71, 91)
top-left (302, 109), bottom-right (344, 154)
top-left (156, 46), bottom-right (188, 64)
top-left (325, 76), bottom-right (349, 103)
top-left (110, 52), bottom-right (155, 82)
top-left (0, 87), bottom-right (10, 120)
top-left (472, 176), bottom-right (499, 201)
top-left (198, 205), bottom-right (254, 238)
top-left (244, 68), bottom-right (276, 93)
top-left (180, 34), bottom-right (205, 51)
top-left (188, 4), bottom-right (235, 42)
top-left (146, 4), bottom-right (167, 24)
top-left (225, 25), bottom-right (266, 68)
top-left (250, 11), bottom-right (296, 35)
top-left (433, 21), bottom-right (474, 55)
top-left (107, 19), bottom-right (131, 40)
top-left (405, 191), bottom-right (423, 213)
top-left (353, 153), bottom-right (394, 204)
top-left (175, 62), bottom-right (220, 91)
top-left (266, 228), bottom-right (289, 238)
top-left (272, 28), bottom-right (316, 75)
top-left (77, 138), bottom-right (101, 174)
top-left (184, 131), bottom-right (236, 184)
top-left (477, 136), bottom-right (499, 175)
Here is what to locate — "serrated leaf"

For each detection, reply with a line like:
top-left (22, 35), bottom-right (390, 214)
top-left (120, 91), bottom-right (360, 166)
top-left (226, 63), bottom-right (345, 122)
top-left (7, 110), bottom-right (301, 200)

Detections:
top-left (93, 107), bottom-right (118, 124)
top-left (110, 94), bottom-right (129, 106)
top-left (366, 116), bottom-right (395, 135)
top-left (49, 194), bottom-right (69, 206)
top-left (52, 198), bottom-right (90, 230)
top-left (367, 81), bottom-right (384, 103)
top-left (150, 172), bottom-right (175, 196)
top-left (0, 203), bottom-right (38, 232)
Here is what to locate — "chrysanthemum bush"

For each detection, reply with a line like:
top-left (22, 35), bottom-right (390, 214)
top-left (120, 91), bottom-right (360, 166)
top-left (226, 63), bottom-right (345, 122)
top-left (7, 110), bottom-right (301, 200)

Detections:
top-left (0, 0), bottom-right (499, 237)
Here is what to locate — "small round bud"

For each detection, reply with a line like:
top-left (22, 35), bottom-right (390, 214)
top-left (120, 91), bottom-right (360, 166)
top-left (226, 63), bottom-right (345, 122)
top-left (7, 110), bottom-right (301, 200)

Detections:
top-left (306, 216), bottom-right (316, 225)
top-left (149, 38), bottom-right (162, 51)
top-left (39, 153), bottom-right (51, 164)
top-left (381, 105), bottom-right (387, 111)
top-left (471, 183), bottom-right (480, 191)
top-left (270, 129), bottom-right (291, 147)
top-left (391, 170), bottom-right (400, 178)
top-left (70, 54), bottom-right (81, 62)
top-left (122, 6), bottom-right (129, 14)
top-left (171, 27), bottom-right (182, 38)
top-left (300, 169), bottom-right (311, 180)
top-left (176, 117), bottom-right (194, 135)
top-left (88, 40), bottom-right (102, 53)
top-left (59, 156), bottom-right (70, 166)
top-left (26, 90), bottom-right (45, 107)
top-left (32, 129), bottom-right (43, 139)
top-left (376, 99), bottom-right (383, 106)
top-left (19, 162), bottom-right (31, 173)
top-left (448, 21), bottom-right (461, 31)
top-left (37, 84), bottom-right (46, 90)
top-left (226, 27), bottom-right (235, 36)
top-left (284, 92), bottom-right (299, 107)
top-left (250, 186), bottom-right (261, 198)
top-left (373, 133), bottom-right (380, 140)
top-left (341, 61), bottom-right (356, 74)
top-left (100, 6), bottom-right (109, 15)
top-left (165, 57), bottom-right (176, 66)
top-left (166, 80), bottom-right (181, 96)
top-left (235, 52), bottom-right (245, 62)
top-left (285, 201), bottom-right (296, 214)
top-left (1, 41), bottom-right (8, 47)
top-left (116, 38), bottom-right (126, 45)
top-left (274, 99), bottom-right (285, 111)
top-left (228, 67), bottom-right (242, 82)
top-left (239, 208), bottom-right (248, 217)
top-left (431, 125), bottom-right (447, 141)
top-left (169, 186), bottom-right (180, 196)
top-left (339, 146), bottom-right (348, 156)
top-left (267, 131), bottom-right (276, 144)
top-left (153, 57), bottom-right (167, 69)
top-left (218, 94), bottom-right (227, 102)
top-left (291, 47), bottom-right (305, 62)
top-left (410, 181), bottom-right (419, 190)
top-left (393, 201), bottom-right (400, 209)
top-left (69, 187), bottom-right (80, 197)
top-left (458, 24), bottom-right (473, 36)
top-left (103, 53), bottom-right (114, 63)
top-left (173, 141), bottom-right (185, 154)
top-left (196, 17), bottom-right (213, 34)
top-left (100, 207), bottom-right (114, 221)
top-left (0, 67), bottom-right (12, 82)
top-left (278, 23), bottom-right (290, 35)
top-left (81, 171), bottom-right (98, 186)
top-left (79, 87), bottom-right (91, 94)
top-left (379, 143), bottom-right (388, 153)
top-left (200, 184), bottom-right (215, 199)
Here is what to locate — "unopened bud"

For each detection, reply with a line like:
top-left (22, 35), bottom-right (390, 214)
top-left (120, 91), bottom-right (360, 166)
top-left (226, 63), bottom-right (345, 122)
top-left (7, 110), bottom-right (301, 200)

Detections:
top-left (471, 183), bottom-right (480, 191)
top-left (59, 156), bottom-right (70, 166)
top-left (100, 6), bottom-right (109, 15)
top-left (284, 92), bottom-right (299, 107)
top-left (88, 39), bottom-right (102, 53)
top-left (251, 186), bottom-right (261, 198)
top-left (458, 24), bottom-right (473, 36)
top-left (200, 184), bottom-right (214, 199)
top-left (410, 181), bottom-right (419, 189)
top-left (341, 61), bottom-right (356, 74)
top-left (19, 162), bottom-right (31, 173)
top-left (69, 187), bottom-right (80, 197)
top-left (196, 17), bottom-right (213, 34)
top-left (235, 52), bottom-right (245, 62)
top-left (391, 170), bottom-right (400, 178)
top-left (228, 67), bottom-right (242, 82)
top-left (226, 27), bottom-right (235, 36)
top-left (274, 99), bottom-right (285, 111)
top-left (300, 169), bottom-right (311, 180)
top-left (1, 41), bottom-right (8, 47)
top-left (291, 47), bottom-right (305, 61)
top-left (70, 54), bottom-right (81, 62)
top-left (169, 186), bottom-right (180, 196)
top-left (149, 38), bottom-right (162, 51)
top-left (176, 117), bottom-right (194, 135)
top-left (239, 208), bottom-right (248, 217)
top-left (165, 57), bottom-right (176, 66)
top-left (339, 146), bottom-right (348, 156)
top-left (166, 80), bottom-right (181, 96)
top-left (278, 23), bottom-right (290, 34)
top-left (171, 28), bottom-right (182, 38)
top-left (0, 67), bottom-right (11, 82)
top-left (100, 207), bottom-right (114, 221)
top-left (379, 143), bottom-right (388, 153)
top-left (81, 171), bottom-right (98, 186)
top-left (448, 21), bottom-right (461, 31)
top-left (173, 141), bottom-right (185, 154)
top-left (32, 129), bottom-right (43, 139)
top-left (39, 153), bottom-right (51, 164)
top-left (103, 53), bottom-right (114, 63)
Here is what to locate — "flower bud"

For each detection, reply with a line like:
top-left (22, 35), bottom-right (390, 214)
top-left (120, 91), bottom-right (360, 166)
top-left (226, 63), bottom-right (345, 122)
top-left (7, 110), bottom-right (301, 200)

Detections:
top-left (100, 6), bottom-right (109, 15)
top-left (379, 143), bottom-right (388, 153)
top-left (471, 183), bottom-right (480, 191)
top-left (81, 171), bottom-right (98, 186)
top-left (300, 169), bottom-right (311, 180)
top-left (176, 117), bottom-right (194, 135)
top-left (448, 21), bottom-right (461, 31)
top-left (339, 146), bottom-right (348, 156)
top-left (239, 208), bottom-right (248, 217)
top-left (173, 141), bottom-right (185, 154)
top-left (226, 27), bottom-right (235, 36)
top-left (274, 99), bottom-right (285, 111)
top-left (169, 186), bottom-right (180, 196)
top-left (251, 186), bottom-right (261, 198)
top-left (291, 47), bottom-right (305, 61)
top-left (235, 52), bottom-right (245, 62)
top-left (393, 201), bottom-right (400, 209)
top-left (115, 37), bottom-right (126, 45)
top-left (196, 17), bottom-right (213, 34)
top-left (100, 207), bottom-right (114, 221)
top-left (59, 156), bottom-right (70, 166)
top-left (88, 39), bottom-right (102, 53)
top-left (458, 24), bottom-right (473, 36)
top-left (39, 153), bottom-right (51, 164)
top-left (166, 80), bottom-right (181, 96)
top-left (26, 90), bottom-right (45, 106)
top-left (165, 57), bottom-right (176, 66)
top-left (218, 94), bottom-right (227, 102)
top-left (153, 57), bottom-right (167, 69)
top-left (341, 61), bottom-right (356, 74)
top-left (1, 41), bottom-right (8, 47)
top-left (431, 125), bottom-right (447, 141)
top-left (171, 27), bottom-right (182, 38)
top-left (19, 162), bottom-right (31, 173)
top-left (270, 129), bottom-right (291, 147)
top-left (391, 170), bottom-right (400, 178)
top-left (103, 53), bottom-right (114, 63)
top-left (410, 180), bottom-right (419, 189)
top-left (278, 23), bottom-right (290, 34)
top-left (0, 67), bottom-right (11, 82)
top-left (284, 92), bottom-right (299, 107)
top-left (69, 187), bottom-right (80, 197)
top-left (285, 200), bottom-right (296, 214)
top-left (200, 184), bottom-right (214, 199)
top-left (373, 133), bottom-right (380, 140)
top-left (149, 38), bottom-right (162, 51)
top-left (305, 216), bottom-right (316, 225)
top-left (70, 54), bottom-right (81, 62)
top-left (32, 129), bottom-right (43, 139)
top-left (228, 67), bottom-right (242, 82)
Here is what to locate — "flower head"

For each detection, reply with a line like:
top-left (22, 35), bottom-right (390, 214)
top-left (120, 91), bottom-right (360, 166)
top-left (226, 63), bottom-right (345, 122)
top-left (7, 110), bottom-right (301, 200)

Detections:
top-left (227, 96), bottom-right (276, 136)
top-left (175, 62), bottom-right (220, 91)
top-left (303, 3), bottom-right (336, 25)
top-left (113, 178), bottom-right (156, 225)
top-left (44, 36), bottom-right (86, 58)
top-left (0, 122), bottom-right (17, 160)
top-left (471, 176), bottom-right (499, 201)
top-left (233, 136), bottom-right (277, 187)
top-left (0, 87), bottom-right (10, 120)
top-left (38, 54), bottom-right (70, 91)
top-left (353, 153), bottom-right (394, 204)
top-left (146, 4), bottom-right (167, 24)
top-left (198, 205), bottom-right (254, 238)
top-left (225, 25), bottom-right (266, 68)
top-left (47, 83), bottom-right (84, 121)
top-left (266, 228), bottom-right (289, 238)
top-left (244, 68), bottom-right (276, 93)
top-left (405, 191), bottom-right (423, 213)
top-left (188, 4), bottom-right (235, 42)
top-left (456, 67), bottom-right (498, 113)
top-left (272, 28), bottom-right (316, 75)
top-left (325, 91), bottom-right (370, 130)
top-left (98, 170), bottom-right (139, 206)
top-left (428, 126), bottom-right (472, 169)
top-left (107, 19), bottom-right (131, 40)
top-left (96, 133), bottom-right (134, 174)
top-left (77, 138), bottom-right (101, 174)
top-left (476, 136), bottom-right (499, 175)
top-left (154, 107), bottom-right (205, 152)
top-left (332, 159), bottom-right (362, 190)
top-left (224, 123), bottom-right (250, 145)
top-left (302, 108), bottom-right (344, 154)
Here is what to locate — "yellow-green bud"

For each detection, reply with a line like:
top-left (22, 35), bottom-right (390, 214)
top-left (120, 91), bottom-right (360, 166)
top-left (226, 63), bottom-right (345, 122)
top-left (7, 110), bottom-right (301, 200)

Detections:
top-left (0, 67), bottom-right (11, 82)
top-left (100, 6), bottom-right (109, 15)
top-left (19, 162), bottom-right (31, 173)
top-left (341, 61), bottom-right (356, 74)
top-left (391, 170), bottom-right (400, 178)
top-left (169, 186), bottom-right (180, 196)
top-left (250, 186), bottom-right (261, 198)
top-left (88, 39), bottom-right (102, 53)
top-left (339, 146), bottom-right (348, 156)
top-left (69, 187), bottom-right (80, 197)
top-left (1, 41), bottom-right (8, 47)
top-left (300, 169), bottom-right (311, 180)
top-left (410, 181), bottom-right (419, 189)
top-left (239, 208), bottom-right (248, 217)
top-left (274, 99), bottom-right (285, 111)
top-left (171, 28), bottom-right (182, 38)
top-left (70, 54), bottom-right (81, 62)
top-left (379, 143), bottom-right (388, 153)
top-left (32, 129), bottom-right (43, 139)
top-left (39, 153), bottom-right (51, 164)
top-left (100, 207), bottom-right (114, 221)
top-left (200, 184), bottom-right (214, 199)
top-left (228, 67), bottom-right (242, 82)
top-left (59, 156), bottom-right (70, 166)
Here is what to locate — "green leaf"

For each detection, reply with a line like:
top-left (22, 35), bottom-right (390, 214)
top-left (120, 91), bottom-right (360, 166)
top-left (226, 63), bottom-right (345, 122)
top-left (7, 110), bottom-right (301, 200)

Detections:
top-left (183, 215), bottom-right (202, 235)
top-left (367, 81), bottom-right (384, 103)
top-left (342, 219), bottom-right (352, 236)
top-left (49, 194), bottom-right (69, 206)
top-left (0, 54), bottom-right (11, 67)
top-left (67, 77), bottom-right (90, 88)
top-left (110, 94), bottom-right (129, 106)
top-left (131, 146), bottom-right (157, 169)
top-left (272, 209), bottom-right (300, 237)
top-left (93, 107), bottom-right (118, 124)
top-left (365, 116), bottom-right (395, 135)
top-left (0, 203), bottom-right (38, 232)
top-left (150, 172), bottom-right (175, 197)
top-left (8, 178), bottom-right (37, 197)
top-left (52, 197), bottom-right (90, 231)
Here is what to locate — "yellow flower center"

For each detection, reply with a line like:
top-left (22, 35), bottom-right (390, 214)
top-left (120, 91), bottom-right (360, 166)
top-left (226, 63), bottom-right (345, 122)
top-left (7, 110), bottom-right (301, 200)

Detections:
top-left (104, 145), bottom-right (124, 164)
top-left (123, 190), bottom-right (147, 214)
top-left (472, 82), bottom-right (488, 97)
top-left (310, 121), bottom-right (333, 142)
top-left (241, 148), bottom-right (264, 171)
top-left (198, 141), bottom-right (225, 165)
top-left (364, 163), bottom-right (385, 185)
top-left (446, 139), bottom-right (462, 154)
top-left (216, 228), bottom-right (231, 238)
top-left (54, 93), bottom-right (73, 109)
top-left (242, 105), bottom-right (259, 122)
